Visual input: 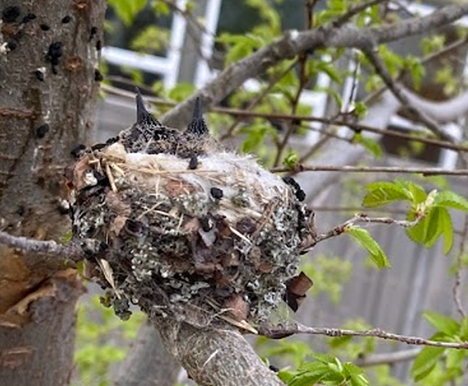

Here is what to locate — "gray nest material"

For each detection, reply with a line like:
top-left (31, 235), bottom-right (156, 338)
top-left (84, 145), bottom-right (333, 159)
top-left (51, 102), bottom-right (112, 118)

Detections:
top-left (68, 91), bottom-right (313, 331)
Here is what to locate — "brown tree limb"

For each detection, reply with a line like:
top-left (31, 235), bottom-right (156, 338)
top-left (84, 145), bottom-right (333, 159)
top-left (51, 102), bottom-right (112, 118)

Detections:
top-left (260, 322), bottom-right (468, 350)
top-left (114, 321), bottom-right (180, 386)
top-left (0, 231), bottom-right (84, 263)
top-left (354, 348), bottom-right (421, 367)
top-left (271, 165), bottom-right (468, 176)
top-left (161, 3), bottom-right (468, 128)
top-left (102, 84), bottom-right (468, 154)
top-left (153, 317), bottom-right (285, 386)
top-left (301, 212), bottom-right (423, 251)
top-left (362, 46), bottom-right (454, 141)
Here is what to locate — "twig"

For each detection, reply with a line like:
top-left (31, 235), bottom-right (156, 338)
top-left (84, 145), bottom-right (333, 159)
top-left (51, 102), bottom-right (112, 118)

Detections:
top-left (273, 0), bottom-right (316, 167)
top-left (333, 0), bottom-right (389, 28)
top-left (0, 230), bottom-right (84, 262)
top-left (355, 348), bottom-right (421, 367)
top-left (301, 212), bottom-right (422, 251)
top-left (362, 46), bottom-right (454, 141)
top-left (260, 322), bottom-right (468, 350)
top-left (160, 3), bottom-right (468, 127)
top-left (101, 84), bottom-right (468, 154)
top-left (219, 59), bottom-right (299, 141)
top-left (271, 165), bottom-right (468, 176)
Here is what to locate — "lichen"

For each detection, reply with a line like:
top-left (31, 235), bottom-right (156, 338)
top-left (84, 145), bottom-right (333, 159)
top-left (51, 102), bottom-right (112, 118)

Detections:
top-left (68, 92), bottom-right (313, 331)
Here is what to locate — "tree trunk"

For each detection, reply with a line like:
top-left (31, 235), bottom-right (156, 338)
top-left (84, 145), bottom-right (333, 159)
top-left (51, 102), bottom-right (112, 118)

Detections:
top-left (154, 317), bottom-right (285, 386)
top-left (114, 321), bottom-right (181, 386)
top-left (0, 1), bottom-right (106, 385)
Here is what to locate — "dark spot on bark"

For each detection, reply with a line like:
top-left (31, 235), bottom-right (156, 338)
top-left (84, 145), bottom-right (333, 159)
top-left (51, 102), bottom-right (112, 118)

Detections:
top-left (36, 124), bottom-right (50, 138)
top-left (95, 39), bottom-right (102, 51)
top-left (210, 187), bottom-right (223, 199)
top-left (188, 154), bottom-right (198, 170)
top-left (34, 69), bottom-right (45, 81)
top-left (71, 144), bottom-right (86, 158)
top-left (22, 13), bottom-right (36, 23)
top-left (46, 42), bottom-right (63, 65)
top-left (269, 365), bottom-right (279, 373)
top-left (61, 15), bottom-right (71, 23)
top-left (40, 23), bottom-right (50, 31)
top-left (94, 69), bottom-right (104, 82)
top-left (6, 41), bottom-right (17, 51)
top-left (2, 6), bottom-right (20, 23)
top-left (89, 26), bottom-right (98, 40)
top-left (16, 205), bottom-right (25, 216)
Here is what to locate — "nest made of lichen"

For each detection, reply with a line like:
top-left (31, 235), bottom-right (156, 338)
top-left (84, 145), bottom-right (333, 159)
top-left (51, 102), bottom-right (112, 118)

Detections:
top-left (69, 93), bottom-right (313, 331)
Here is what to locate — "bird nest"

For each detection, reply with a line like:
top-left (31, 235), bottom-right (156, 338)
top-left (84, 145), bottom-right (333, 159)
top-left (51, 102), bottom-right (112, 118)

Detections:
top-left (68, 92), bottom-right (313, 331)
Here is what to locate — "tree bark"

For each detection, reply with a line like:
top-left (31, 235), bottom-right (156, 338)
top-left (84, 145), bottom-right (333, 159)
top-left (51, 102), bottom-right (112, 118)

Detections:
top-left (114, 321), bottom-right (180, 386)
top-left (0, 1), bottom-right (106, 385)
top-left (154, 318), bottom-right (285, 386)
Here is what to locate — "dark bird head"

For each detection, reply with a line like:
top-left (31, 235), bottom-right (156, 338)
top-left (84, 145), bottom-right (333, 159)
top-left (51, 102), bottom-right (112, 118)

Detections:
top-left (135, 87), bottom-right (161, 127)
top-left (186, 97), bottom-right (208, 136)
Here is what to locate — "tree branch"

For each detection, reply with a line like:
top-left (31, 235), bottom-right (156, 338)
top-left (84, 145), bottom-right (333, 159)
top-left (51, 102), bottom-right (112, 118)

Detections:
top-left (0, 230), bottom-right (84, 262)
top-left (301, 212), bottom-right (423, 251)
top-left (102, 84), bottom-right (468, 153)
top-left (153, 318), bottom-right (285, 386)
top-left (362, 46), bottom-right (454, 141)
top-left (260, 322), bottom-right (468, 350)
top-left (271, 165), bottom-right (468, 176)
top-left (161, 3), bottom-right (468, 127)
top-left (354, 348), bottom-right (421, 367)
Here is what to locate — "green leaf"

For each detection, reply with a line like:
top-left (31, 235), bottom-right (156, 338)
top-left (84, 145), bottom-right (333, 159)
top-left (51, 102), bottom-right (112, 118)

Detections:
top-left (289, 363), bottom-right (330, 386)
top-left (406, 207), bottom-right (453, 253)
top-left (343, 363), bottom-right (369, 386)
top-left (405, 210), bottom-right (426, 244)
top-left (362, 182), bottom-right (409, 208)
top-left (434, 191), bottom-right (468, 212)
top-left (411, 346), bottom-right (445, 381)
top-left (397, 180), bottom-right (427, 204)
top-left (353, 102), bottom-right (367, 119)
top-left (423, 311), bottom-right (460, 336)
top-left (108, 0), bottom-right (147, 25)
top-left (446, 348), bottom-right (467, 369)
top-left (346, 226), bottom-right (391, 269)
top-left (353, 133), bottom-right (382, 158)
top-left (317, 62), bottom-right (343, 84)
top-left (283, 152), bottom-right (299, 169)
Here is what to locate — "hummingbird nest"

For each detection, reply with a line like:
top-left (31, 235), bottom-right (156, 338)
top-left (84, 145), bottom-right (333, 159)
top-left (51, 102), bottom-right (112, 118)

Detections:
top-left (68, 91), bottom-right (313, 332)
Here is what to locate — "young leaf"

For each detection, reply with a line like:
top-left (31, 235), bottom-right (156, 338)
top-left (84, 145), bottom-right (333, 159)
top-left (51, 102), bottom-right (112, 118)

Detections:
top-left (411, 346), bottom-right (445, 382)
top-left (423, 311), bottom-right (460, 336)
top-left (362, 182), bottom-right (408, 208)
top-left (352, 133), bottom-right (382, 158)
top-left (346, 226), bottom-right (391, 269)
top-left (433, 191), bottom-right (468, 212)
top-left (343, 363), bottom-right (370, 386)
top-left (396, 180), bottom-right (427, 204)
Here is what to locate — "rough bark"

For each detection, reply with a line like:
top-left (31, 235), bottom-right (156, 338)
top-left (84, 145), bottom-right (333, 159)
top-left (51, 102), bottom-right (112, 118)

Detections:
top-left (0, 1), bottom-right (106, 385)
top-left (154, 317), bottom-right (284, 386)
top-left (114, 321), bottom-right (180, 386)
